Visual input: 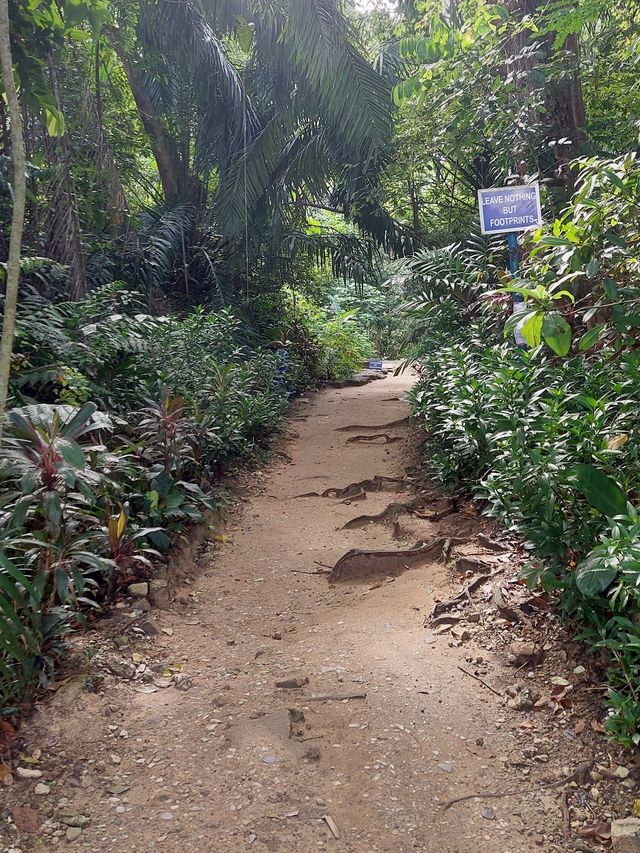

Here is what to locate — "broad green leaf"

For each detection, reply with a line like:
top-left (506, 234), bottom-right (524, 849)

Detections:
top-left (62, 401), bottom-right (98, 438)
top-left (542, 312), bottom-right (571, 356)
top-left (603, 277), bottom-right (618, 298)
top-left (43, 490), bottom-right (62, 530)
top-left (148, 529), bottom-right (171, 551)
top-left (571, 463), bottom-right (628, 517)
top-left (236, 18), bottom-right (253, 53)
top-left (586, 258), bottom-right (600, 279)
top-left (519, 311), bottom-right (543, 348)
top-left (578, 325), bottom-right (604, 351)
top-left (44, 106), bottom-right (65, 137)
top-left (575, 554), bottom-right (617, 597)
top-left (56, 437), bottom-right (86, 469)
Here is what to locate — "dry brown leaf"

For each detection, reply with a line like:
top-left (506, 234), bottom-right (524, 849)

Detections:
top-left (590, 719), bottom-right (606, 733)
top-left (574, 720), bottom-right (586, 735)
top-left (577, 821), bottom-right (611, 841)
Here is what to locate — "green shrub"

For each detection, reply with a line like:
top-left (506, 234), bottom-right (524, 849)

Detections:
top-left (1, 280), bottom-right (372, 712)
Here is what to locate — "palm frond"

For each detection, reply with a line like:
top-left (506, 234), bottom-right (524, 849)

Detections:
top-left (138, 0), bottom-right (258, 154)
top-left (281, 0), bottom-right (392, 162)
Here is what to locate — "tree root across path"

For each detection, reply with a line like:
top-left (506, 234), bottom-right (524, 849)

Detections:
top-left (293, 474), bottom-right (406, 500)
top-left (346, 433), bottom-right (402, 444)
top-left (342, 497), bottom-right (425, 529)
top-left (430, 568), bottom-right (503, 619)
top-left (328, 537), bottom-right (468, 582)
top-left (335, 417), bottom-right (410, 432)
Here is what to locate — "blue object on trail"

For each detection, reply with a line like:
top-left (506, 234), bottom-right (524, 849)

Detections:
top-left (367, 360), bottom-right (384, 370)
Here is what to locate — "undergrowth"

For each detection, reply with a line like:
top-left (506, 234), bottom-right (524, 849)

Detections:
top-left (407, 156), bottom-right (640, 747)
top-left (0, 283), bottom-right (370, 713)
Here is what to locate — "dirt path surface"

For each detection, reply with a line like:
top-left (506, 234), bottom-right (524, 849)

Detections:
top-left (4, 372), bottom-right (622, 852)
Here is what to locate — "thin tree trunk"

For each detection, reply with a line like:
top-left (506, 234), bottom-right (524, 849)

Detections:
top-left (408, 177), bottom-right (421, 238)
top-left (0, 0), bottom-right (26, 444)
top-left (44, 53), bottom-right (87, 299)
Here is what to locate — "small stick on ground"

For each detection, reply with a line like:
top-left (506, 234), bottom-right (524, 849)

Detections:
top-left (430, 568), bottom-right (503, 619)
top-left (561, 790), bottom-right (571, 839)
top-left (456, 665), bottom-right (503, 698)
top-left (443, 763), bottom-right (592, 811)
top-left (306, 692), bottom-right (367, 703)
top-left (291, 567), bottom-right (331, 575)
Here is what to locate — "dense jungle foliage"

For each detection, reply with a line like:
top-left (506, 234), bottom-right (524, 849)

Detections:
top-left (3, 0), bottom-right (640, 746)
top-left (395, 1), bottom-right (640, 743)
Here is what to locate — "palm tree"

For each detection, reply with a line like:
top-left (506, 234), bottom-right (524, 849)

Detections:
top-left (109, 0), bottom-right (395, 245)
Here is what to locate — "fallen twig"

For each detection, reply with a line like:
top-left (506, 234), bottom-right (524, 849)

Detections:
top-left (430, 568), bottom-right (503, 618)
top-left (456, 665), bottom-right (503, 698)
top-left (561, 790), bottom-right (571, 839)
top-left (306, 692), bottom-right (366, 703)
top-left (443, 763), bottom-right (592, 811)
top-left (291, 568), bottom-right (330, 575)
top-left (322, 814), bottom-right (340, 840)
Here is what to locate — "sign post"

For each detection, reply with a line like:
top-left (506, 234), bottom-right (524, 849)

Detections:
top-left (478, 184), bottom-right (542, 345)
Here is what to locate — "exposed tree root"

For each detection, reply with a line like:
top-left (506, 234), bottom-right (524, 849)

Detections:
top-left (341, 492), bottom-right (367, 503)
top-left (342, 497), bottom-right (423, 530)
top-left (346, 433), bottom-right (402, 444)
top-left (292, 475), bottom-right (406, 500)
top-left (329, 537), bottom-right (468, 582)
top-left (453, 556), bottom-right (494, 575)
top-left (476, 533), bottom-right (509, 552)
top-left (412, 497), bottom-right (458, 522)
top-left (335, 417), bottom-right (410, 432)
top-left (492, 583), bottom-right (525, 623)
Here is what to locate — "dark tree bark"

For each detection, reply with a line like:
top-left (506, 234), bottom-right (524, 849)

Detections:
top-left (408, 177), bottom-right (421, 238)
top-left (505, 0), bottom-right (588, 185)
top-left (117, 52), bottom-right (183, 206)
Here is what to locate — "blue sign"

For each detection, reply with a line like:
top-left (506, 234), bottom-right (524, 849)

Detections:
top-left (367, 360), bottom-right (384, 370)
top-left (478, 184), bottom-right (542, 235)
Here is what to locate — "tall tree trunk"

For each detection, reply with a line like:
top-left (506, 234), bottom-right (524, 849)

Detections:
top-left (44, 53), bottom-right (87, 299)
top-left (0, 0), bottom-right (26, 444)
top-left (79, 78), bottom-right (129, 233)
top-left (408, 177), bottom-right (421, 238)
top-left (505, 0), bottom-right (587, 185)
top-left (545, 32), bottom-right (587, 183)
top-left (113, 46), bottom-right (183, 206)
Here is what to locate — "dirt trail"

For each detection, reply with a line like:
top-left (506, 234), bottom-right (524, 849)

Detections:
top-left (5, 373), bottom-right (592, 852)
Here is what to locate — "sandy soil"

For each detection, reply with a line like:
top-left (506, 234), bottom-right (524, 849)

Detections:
top-left (1, 371), bottom-right (625, 853)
